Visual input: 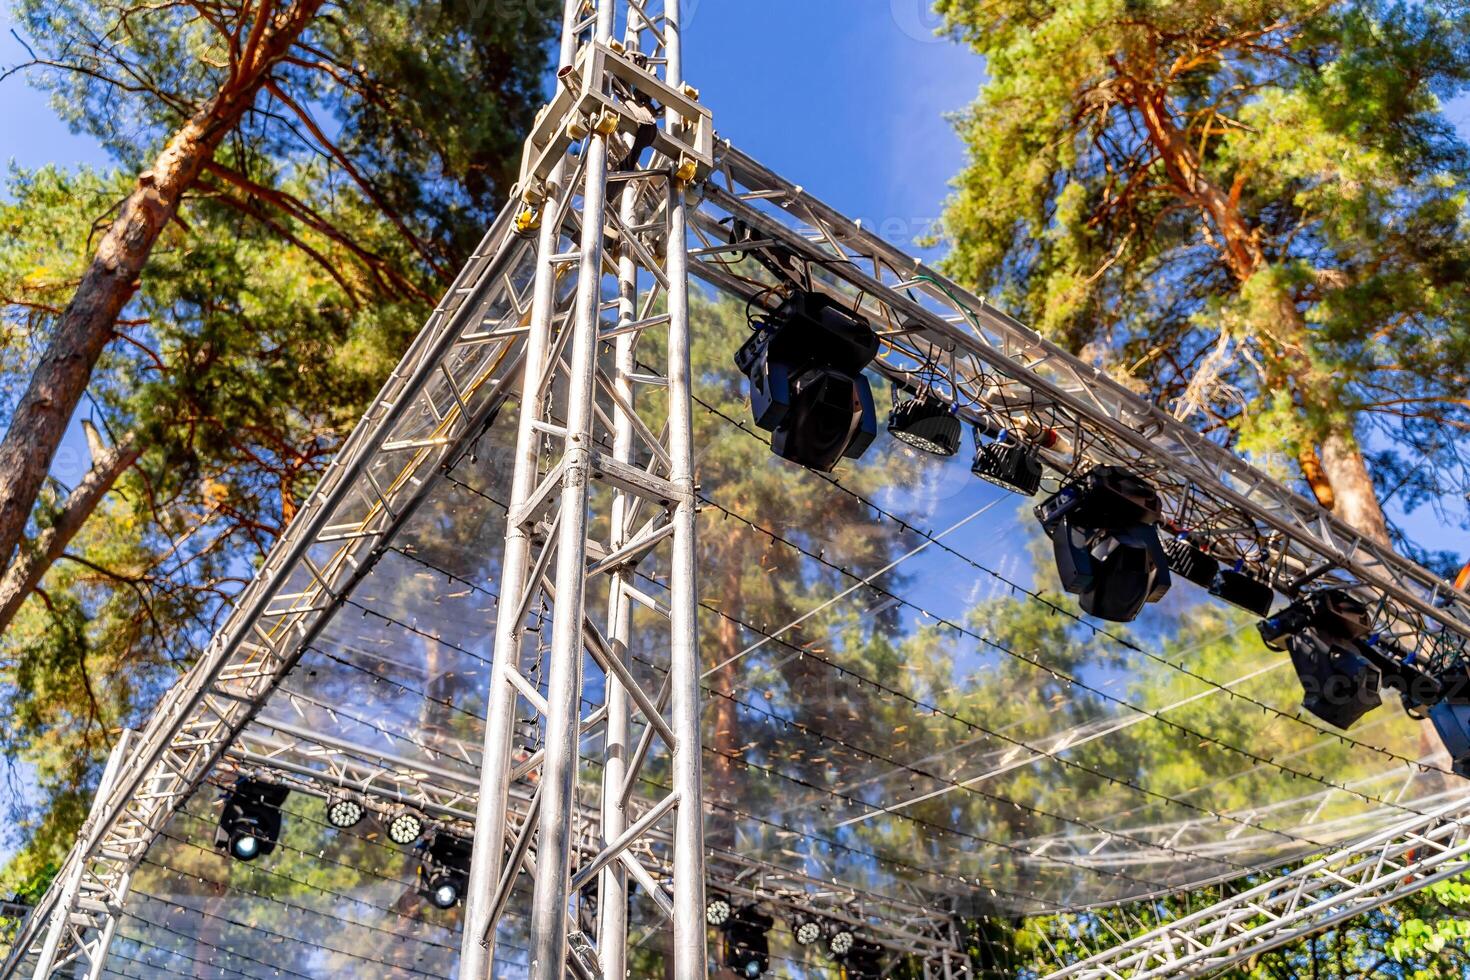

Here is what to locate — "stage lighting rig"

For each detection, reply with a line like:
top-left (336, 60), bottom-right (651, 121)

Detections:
top-left (735, 290), bottom-right (878, 472)
top-left (717, 904), bottom-right (773, 978)
top-left (215, 779), bottom-right (288, 862)
top-left (972, 431), bottom-right (1044, 497)
top-left (1035, 466), bottom-right (1172, 622)
top-left (1258, 590), bottom-right (1383, 729)
top-left (417, 832), bottom-right (472, 910)
top-left (888, 388), bottom-right (961, 457)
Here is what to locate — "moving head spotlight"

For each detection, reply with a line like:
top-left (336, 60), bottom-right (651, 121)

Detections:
top-left (1035, 466), bottom-right (1171, 622)
top-left (215, 779), bottom-right (288, 862)
top-left (418, 832), bottom-right (472, 910)
top-left (1430, 701), bottom-right (1470, 778)
top-left (1258, 590), bottom-right (1382, 729)
top-left (735, 291), bottom-right (878, 472)
top-left (719, 904), bottom-right (774, 978)
top-left (839, 938), bottom-right (889, 979)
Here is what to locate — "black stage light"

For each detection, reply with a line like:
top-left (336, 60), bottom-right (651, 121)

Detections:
top-left (734, 291), bottom-right (879, 472)
top-left (791, 912), bottom-right (824, 947)
top-left (417, 832), bottom-right (472, 910)
top-left (705, 896), bottom-right (732, 928)
top-left (972, 432), bottom-right (1043, 497)
top-left (1034, 466), bottom-right (1171, 622)
top-left (1429, 702), bottom-right (1470, 778)
top-left (386, 807), bottom-right (426, 846)
top-left (1210, 565), bottom-right (1275, 617)
top-left (839, 938), bottom-right (888, 979)
top-left (889, 390), bottom-right (961, 457)
top-left (1258, 590), bottom-right (1382, 729)
top-left (1162, 535), bottom-right (1219, 589)
top-left (719, 904), bottom-right (774, 978)
top-left (215, 779), bottom-right (288, 862)
top-left (325, 792), bottom-right (365, 829)
top-left (827, 925), bottom-right (856, 959)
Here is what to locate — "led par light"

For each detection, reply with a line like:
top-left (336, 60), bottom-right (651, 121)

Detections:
top-left (827, 925), bottom-right (856, 959)
top-left (705, 896), bottom-right (732, 927)
top-left (386, 807), bottom-right (426, 846)
top-left (417, 832), bottom-right (472, 910)
top-left (1258, 590), bottom-right (1382, 729)
top-left (325, 792), bottom-right (365, 829)
top-left (1162, 535), bottom-right (1219, 589)
top-left (734, 291), bottom-right (878, 472)
top-left (888, 390), bottom-right (961, 456)
top-left (1209, 565), bottom-right (1275, 617)
top-left (791, 912), bottom-right (823, 947)
top-left (1034, 466), bottom-right (1172, 622)
top-left (215, 779), bottom-right (288, 862)
top-left (972, 432), bottom-right (1043, 497)
top-left (719, 904), bottom-right (773, 978)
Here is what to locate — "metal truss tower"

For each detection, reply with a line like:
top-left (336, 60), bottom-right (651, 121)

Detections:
top-left (458, 1), bottom-right (712, 978)
top-left (7, 1), bottom-right (1470, 977)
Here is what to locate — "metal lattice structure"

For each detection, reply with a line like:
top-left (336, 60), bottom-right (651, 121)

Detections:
top-left (1045, 793), bottom-right (1470, 978)
top-left (6, 1), bottom-right (1470, 978)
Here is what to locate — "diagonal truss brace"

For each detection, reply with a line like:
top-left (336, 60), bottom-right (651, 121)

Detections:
top-left (1041, 795), bottom-right (1470, 978)
top-left (10, 0), bottom-right (1470, 975)
top-left (218, 722), bottom-right (961, 962)
top-left (2, 184), bottom-right (539, 980)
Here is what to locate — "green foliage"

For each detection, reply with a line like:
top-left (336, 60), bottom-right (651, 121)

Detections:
top-left (0, 0), bottom-right (557, 902)
top-left (934, 0), bottom-right (1470, 562)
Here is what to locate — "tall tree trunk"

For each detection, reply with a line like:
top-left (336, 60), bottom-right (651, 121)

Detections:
top-left (707, 562), bottom-right (744, 851)
top-left (0, 423), bottom-right (138, 634)
top-left (1126, 70), bottom-right (1393, 545)
top-left (0, 0), bottom-right (326, 573)
top-left (1318, 428), bottom-right (1391, 547)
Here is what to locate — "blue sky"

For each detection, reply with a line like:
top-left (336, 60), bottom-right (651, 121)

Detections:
top-left (1, 0), bottom-right (1468, 553)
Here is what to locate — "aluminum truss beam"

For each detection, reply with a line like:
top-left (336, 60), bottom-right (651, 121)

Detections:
top-left (461, 2), bottom-right (713, 977)
top-left (1, 154), bottom-right (542, 980)
top-left (1040, 794), bottom-right (1470, 978)
top-left (220, 722), bottom-right (962, 963)
top-left (684, 146), bottom-right (1470, 657)
top-left (13, 1), bottom-right (1470, 975)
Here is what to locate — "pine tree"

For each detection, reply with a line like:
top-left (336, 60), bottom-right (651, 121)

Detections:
top-left (934, 0), bottom-right (1470, 560)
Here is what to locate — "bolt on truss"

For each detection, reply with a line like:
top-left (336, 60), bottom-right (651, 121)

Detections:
top-left (10, 0), bottom-right (1470, 976)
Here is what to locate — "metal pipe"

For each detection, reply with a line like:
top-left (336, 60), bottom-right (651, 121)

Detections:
top-left (663, 4), bottom-right (708, 975)
top-left (596, 70), bottom-right (643, 976)
top-left (573, 791), bottom-right (679, 893)
top-left (529, 3), bottom-right (617, 973)
top-left (460, 4), bottom-right (585, 975)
